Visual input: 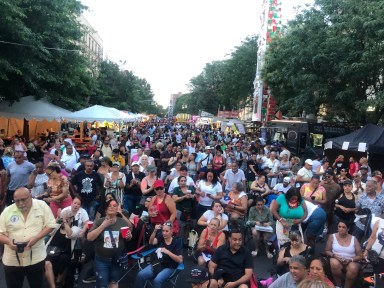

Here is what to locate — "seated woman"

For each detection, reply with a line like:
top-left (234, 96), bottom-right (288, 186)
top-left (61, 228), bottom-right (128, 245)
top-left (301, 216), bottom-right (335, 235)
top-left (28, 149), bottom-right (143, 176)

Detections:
top-left (196, 218), bottom-right (226, 266)
top-left (324, 219), bottom-right (363, 288)
top-left (225, 182), bottom-right (248, 224)
top-left (246, 197), bottom-right (274, 258)
top-left (45, 205), bottom-right (83, 287)
top-left (308, 256), bottom-right (335, 288)
top-left (333, 180), bottom-right (356, 231)
top-left (198, 201), bottom-right (229, 232)
top-left (276, 231), bottom-right (312, 275)
top-left (134, 221), bottom-right (183, 288)
top-left (270, 187), bottom-right (308, 246)
top-left (249, 175), bottom-right (271, 207)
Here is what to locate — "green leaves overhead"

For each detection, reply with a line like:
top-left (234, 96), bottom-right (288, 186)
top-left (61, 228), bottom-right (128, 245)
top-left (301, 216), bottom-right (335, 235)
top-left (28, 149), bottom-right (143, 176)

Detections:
top-left (175, 35), bottom-right (258, 116)
top-left (263, 0), bottom-right (384, 124)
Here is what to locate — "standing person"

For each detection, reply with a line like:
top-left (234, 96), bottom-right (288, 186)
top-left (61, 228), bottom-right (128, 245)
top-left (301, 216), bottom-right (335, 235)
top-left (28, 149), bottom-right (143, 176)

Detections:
top-left (45, 164), bottom-right (72, 218)
top-left (222, 162), bottom-right (246, 193)
top-left (27, 161), bottom-right (49, 199)
top-left (70, 160), bottom-right (103, 220)
top-left (195, 171), bottom-right (223, 218)
top-left (348, 157), bottom-right (359, 177)
top-left (321, 168), bottom-right (342, 232)
top-left (5, 151), bottom-right (35, 206)
top-left (87, 199), bottom-right (133, 288)
top-left (159, 144), bottom-right (175, 181)
top-left (0, 187), bottom-right (56, 288)
top-left (208, 230), bottom-right (253, 288)
top-left (124, 161), bottom-right (145, 213)
top-left (104, 162), bottom-right (126, 205)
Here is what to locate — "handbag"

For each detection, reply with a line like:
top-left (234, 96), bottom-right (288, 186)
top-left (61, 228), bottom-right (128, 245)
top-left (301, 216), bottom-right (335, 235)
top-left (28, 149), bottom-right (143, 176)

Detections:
top-left (47, 245), bottom-right (63, 258)
top-left (108, 230), bottom-right (129, 270)
top-left (367, 249), bottom-right (381, 265)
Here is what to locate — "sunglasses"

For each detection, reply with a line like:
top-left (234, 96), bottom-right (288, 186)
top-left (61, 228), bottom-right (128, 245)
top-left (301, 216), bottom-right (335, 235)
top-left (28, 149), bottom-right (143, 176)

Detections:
top-left (155, 187), bottom-right (164, 191)
top-left (163, 222), bottom-right (173, 228)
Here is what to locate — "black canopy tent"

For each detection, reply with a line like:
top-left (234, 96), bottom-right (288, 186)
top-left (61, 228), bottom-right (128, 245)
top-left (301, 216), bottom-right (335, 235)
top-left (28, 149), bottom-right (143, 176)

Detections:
top-left (324, 124), bottom-right (384, 171)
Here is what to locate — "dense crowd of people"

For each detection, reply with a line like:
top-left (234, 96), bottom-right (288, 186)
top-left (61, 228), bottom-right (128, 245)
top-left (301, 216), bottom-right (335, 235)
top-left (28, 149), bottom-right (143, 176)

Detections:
top-left (0, 121), bottom-right (383, 288)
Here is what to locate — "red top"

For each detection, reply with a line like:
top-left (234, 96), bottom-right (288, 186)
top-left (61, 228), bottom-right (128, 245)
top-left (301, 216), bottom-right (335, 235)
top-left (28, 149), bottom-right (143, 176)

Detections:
top-left (150, 195), bottom-right (171, 225)
top-left (204, 228), bottom-right (223, 254)
top-left (213, 156), bottom-right (224, 170)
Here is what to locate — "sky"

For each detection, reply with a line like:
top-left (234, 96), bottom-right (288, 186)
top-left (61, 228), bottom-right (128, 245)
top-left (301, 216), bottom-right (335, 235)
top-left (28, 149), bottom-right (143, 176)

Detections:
top-left (81, 0), bottom-right (314, 108)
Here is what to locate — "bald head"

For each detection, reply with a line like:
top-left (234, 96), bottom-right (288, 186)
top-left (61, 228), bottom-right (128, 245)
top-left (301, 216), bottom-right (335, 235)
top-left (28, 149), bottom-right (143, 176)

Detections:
top-left (14, 187), bottom-right (32, 212)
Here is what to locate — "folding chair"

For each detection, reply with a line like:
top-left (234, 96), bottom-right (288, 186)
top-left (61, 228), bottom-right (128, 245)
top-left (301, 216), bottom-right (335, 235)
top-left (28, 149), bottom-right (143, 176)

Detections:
top-left (130, 238), bottom-right (184, 288)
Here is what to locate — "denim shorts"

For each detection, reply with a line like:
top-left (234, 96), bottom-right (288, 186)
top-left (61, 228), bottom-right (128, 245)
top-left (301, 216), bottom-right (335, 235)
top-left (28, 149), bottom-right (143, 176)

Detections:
top-left (306, 207), bottom-right (327, 237)
top-left (94, 254), bottom-right (123, 288)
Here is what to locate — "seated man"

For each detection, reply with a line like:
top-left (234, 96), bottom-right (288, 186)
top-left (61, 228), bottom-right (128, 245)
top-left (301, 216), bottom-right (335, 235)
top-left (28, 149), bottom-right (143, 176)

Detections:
top-left (269, 255), bottom-right (308, 288)
top-left (209, 229), bottom-right (253, 288)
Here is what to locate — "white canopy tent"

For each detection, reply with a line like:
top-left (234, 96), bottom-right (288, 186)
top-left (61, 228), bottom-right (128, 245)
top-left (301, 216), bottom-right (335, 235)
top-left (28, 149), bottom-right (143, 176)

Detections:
top-left (0, 95), bottom-right (72, 120)
top-left (70, 105), bottom-right (136, 122)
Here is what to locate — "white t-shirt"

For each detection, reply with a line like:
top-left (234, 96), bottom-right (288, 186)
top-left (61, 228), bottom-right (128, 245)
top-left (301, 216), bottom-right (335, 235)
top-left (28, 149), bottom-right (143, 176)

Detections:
top-left (198, 181), bottom-right (223, 207)
top-left (60, 207), bottom-right (89, 229)
top-left (202, 210), bottom-right (229, 231)
top-left (273, 183), bottom-right (291, 194)
top-left (168, 176), bottom-right (195, 193)
top-left (31, 173), bottom-right (49, 198)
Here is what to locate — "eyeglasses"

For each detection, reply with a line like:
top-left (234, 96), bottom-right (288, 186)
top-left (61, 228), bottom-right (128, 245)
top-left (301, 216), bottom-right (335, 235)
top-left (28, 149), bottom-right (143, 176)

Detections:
top-left (155, 187), bottom-right (164, 191)
top-left (14, 196), bottom-right (30, 203)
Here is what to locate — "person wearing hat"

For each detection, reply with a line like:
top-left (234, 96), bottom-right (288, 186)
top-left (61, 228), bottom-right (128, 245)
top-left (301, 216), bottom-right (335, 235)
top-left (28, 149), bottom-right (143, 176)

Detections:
top-left (272, 176), bottom-right (292, 195)
top-left (186, 266), bottom-right (210, 288)
top-left (359, 165), bottom-right (371, 183)
top-left (124, 161), bottom-right (146, 214)
top-left (104, 161), bottom-right (126, 205)
top-left (353, 179), bottom-right (384, 242)
top-left (321, 168), bottom-right (342, 232)
top-left (296, 159), bottom-right (313, 187)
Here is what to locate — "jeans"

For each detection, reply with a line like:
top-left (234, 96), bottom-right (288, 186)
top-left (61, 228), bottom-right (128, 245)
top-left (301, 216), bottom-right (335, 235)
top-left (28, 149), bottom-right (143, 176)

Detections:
top-left (134, 264), bottom-right (176, 288)
top-left (94, 255), bottom-right (123, 288)
top-left (304, 207), bottom-right (327, 237)
top-left (83, 199), bottom-right (99, 220)
top-left (3, 260), bottom-right (45, 288)
top-left (124, 194), bottom-right (142, 213)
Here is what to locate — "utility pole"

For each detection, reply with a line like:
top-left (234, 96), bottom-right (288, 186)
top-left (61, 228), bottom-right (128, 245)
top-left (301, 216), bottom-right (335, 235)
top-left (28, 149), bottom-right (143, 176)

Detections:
top-left (252, 0), bottom-right (283, 125)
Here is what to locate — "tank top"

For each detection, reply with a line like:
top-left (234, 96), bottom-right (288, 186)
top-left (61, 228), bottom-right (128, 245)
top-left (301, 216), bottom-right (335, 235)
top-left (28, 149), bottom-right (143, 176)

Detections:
top-left (150, 195), bottom-right (171, 225)
top-left (335, 193), bottom-right (355, 222)
top-left (213, 156), bottom-right (224, 170)
top-left (203, 228), bottom-right (223, 254)
top-left (332, 234), bottom-right (356, 258)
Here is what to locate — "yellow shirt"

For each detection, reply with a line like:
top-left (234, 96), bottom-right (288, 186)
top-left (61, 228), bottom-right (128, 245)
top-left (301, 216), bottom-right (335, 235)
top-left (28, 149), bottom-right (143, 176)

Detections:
top-left (0, 199), bottom-right (56, 266)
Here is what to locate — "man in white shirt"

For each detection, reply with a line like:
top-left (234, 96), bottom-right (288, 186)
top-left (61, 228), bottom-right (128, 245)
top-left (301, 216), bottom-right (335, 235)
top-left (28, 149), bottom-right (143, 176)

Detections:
top-left (273, 177), bottom-right (292, 195)
top-left (199, 146), bottom-right (213, 169)
top-left (56, 144), bottom-right (79, 173)
top-left (296, 159), bottom-right (313, 187)
top-left (223, 163), bottom-right (246, 193)
top-left (168, 166), bottom-right (195, 194)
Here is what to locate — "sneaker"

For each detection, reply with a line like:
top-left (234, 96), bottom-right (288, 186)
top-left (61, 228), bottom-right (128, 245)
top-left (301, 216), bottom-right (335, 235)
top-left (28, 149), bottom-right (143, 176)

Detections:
top-left (251, 250), bottom-right (258, 257)
top-left (266, 252), bottom-right (273, 259)
top-left (82, 276), bottom-right (96, 284)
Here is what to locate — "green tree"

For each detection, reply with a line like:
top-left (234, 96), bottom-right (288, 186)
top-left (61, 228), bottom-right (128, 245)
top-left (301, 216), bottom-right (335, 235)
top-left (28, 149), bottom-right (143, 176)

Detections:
top-left (187, 35), bottom-right (258, 114)
top-left (0, 0), bottom-right (96, 109)
top-left (95, 60), bottom-right (158, 113)
top-left (263, 0), bottom-right (384, 124)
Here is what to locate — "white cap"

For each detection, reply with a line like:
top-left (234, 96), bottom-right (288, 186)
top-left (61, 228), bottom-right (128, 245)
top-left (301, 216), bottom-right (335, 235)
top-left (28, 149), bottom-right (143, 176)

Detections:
top-left (205, 146), bottom-right (212, 150)
top-left (283, 177), bottom-right (291, 183)
top-left (131, 161), bottom-right (140, 166)
top-left (305, 159), bottom-right (313, 165)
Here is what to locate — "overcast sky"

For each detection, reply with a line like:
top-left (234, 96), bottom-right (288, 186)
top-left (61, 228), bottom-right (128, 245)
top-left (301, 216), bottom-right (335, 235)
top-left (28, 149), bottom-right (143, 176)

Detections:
top-left (81, 0), bottom-right (314, 108)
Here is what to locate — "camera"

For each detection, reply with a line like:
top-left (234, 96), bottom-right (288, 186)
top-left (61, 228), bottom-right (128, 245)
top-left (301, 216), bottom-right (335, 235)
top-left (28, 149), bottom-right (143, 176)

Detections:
top-left (13, 240), bottom-right (28, 253)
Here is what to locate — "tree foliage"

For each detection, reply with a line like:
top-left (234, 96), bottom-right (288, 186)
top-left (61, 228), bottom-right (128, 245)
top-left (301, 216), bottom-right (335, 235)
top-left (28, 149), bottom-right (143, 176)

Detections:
top-left (0, 0), bottom-right (95, 109)
top-left (263, 0), bottom-right (384, 124)
top-left (176, 35), bottom-right (258, 115)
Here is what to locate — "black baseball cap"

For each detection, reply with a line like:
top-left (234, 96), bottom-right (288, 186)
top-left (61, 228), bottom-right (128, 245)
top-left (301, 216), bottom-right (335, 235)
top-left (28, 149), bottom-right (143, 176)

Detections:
top-left (186, 266), bottom-right (209, 283)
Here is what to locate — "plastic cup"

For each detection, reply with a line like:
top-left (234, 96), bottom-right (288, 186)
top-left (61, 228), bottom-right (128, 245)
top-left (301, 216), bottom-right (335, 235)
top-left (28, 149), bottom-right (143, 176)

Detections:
top-left (87, 221), bottom-right (94, 229)
top-left (187, 190), bottom-right (192, 194)
top-left (121, 226), bottom-right (129, 238)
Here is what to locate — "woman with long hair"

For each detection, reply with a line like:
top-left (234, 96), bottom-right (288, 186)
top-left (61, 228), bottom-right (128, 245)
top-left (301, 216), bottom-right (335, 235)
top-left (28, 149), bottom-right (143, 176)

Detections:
top-left (195, 171), bottom-right (223, 218)
top-left (104, 162), bottom-right (126, 205)
top-left (198, 200), bottom-right (229, 231)
top-left (186, 153), bottom-right (198, 181)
